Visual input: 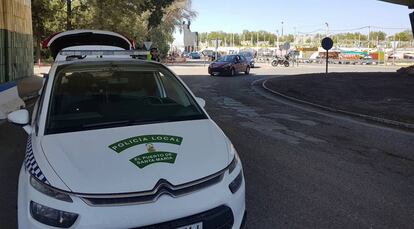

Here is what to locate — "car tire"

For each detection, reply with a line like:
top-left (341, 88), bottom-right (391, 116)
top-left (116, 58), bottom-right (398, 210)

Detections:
top-left (230, 68), bottom-right (235, 76)
top-left (245, 66), bottom-right (250, 75)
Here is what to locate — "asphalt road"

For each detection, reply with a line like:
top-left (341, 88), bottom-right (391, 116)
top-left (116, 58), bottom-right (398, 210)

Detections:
top-left (1, 64), bottom-right (413, 228)
top-left (178, 72), bottom-right (414, 229)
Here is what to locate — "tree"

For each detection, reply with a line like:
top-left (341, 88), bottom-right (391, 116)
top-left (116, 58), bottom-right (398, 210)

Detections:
top-left (32, 0), bottom-right (197, 58)
top-left (369, 31), bottom-right (386, 41)
top-left (393, 30), bottom-right (412, 41)
top-left (32, 0), bottom-right (66, 61)
top-left (150, 0), bottom-right (197, 55)
top-left (66, 0), bottom-right (72, 30)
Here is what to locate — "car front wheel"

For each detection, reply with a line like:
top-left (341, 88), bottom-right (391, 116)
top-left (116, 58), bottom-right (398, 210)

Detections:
top-left (245, 66), bottom-right (250, 75)
top-left (230, 68), bottom-right (235, 76)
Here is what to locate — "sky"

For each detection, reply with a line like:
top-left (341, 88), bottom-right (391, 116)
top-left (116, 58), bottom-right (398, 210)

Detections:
top-left (173, 0), bottom-right (412, 45)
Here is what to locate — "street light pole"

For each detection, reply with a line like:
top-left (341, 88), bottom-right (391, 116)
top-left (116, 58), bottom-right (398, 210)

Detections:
top-left (368, 26), bottom-right (371, 49)
top-left (276, 30), bottom-right (279, 56)
top-left (294, 27), bottom-right (296, 44)
top-left (325, 22), bottom-right (329, 37)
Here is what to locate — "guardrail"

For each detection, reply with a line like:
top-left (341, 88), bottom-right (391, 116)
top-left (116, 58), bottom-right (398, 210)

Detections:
top-left (256, 57), bottom-right (414, 66)
top-left (295, 58), bottom-right (414, 66)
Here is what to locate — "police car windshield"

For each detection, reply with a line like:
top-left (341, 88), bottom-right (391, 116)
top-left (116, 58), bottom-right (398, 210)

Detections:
top-left (45, 63), bottom-right (207, 134)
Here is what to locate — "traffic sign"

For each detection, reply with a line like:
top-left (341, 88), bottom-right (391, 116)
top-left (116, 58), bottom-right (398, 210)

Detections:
top-left (321, 37), bottom-right (333, 75)
top-left (144, 41), bottom-right (153, 50)
top-left (321, 37), bottom-right (333, 50)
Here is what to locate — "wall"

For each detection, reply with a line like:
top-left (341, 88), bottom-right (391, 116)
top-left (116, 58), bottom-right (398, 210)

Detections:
top-left (183, 21), bottom-right (198, 52)
top-left (0, 0), bottom-right (33, 84)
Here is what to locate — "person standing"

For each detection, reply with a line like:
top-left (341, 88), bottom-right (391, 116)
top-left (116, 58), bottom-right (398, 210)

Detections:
top-left (149, 47), bottom-right (160, 62)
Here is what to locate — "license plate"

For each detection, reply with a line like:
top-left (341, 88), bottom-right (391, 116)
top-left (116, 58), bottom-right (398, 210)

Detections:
top-left (176, 222), bottom-right (203, 229)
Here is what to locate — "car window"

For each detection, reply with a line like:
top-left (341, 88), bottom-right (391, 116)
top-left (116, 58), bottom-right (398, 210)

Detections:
top-left (239, 52), bottom-right (252, 57)
top-left (45, 63), bottom-right (207, 134)
top-left (219, 55), bottom-right (236, 62)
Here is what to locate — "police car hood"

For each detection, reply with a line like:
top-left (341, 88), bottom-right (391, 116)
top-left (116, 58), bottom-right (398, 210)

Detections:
top-left (41, 119), bottom-right (231, 194)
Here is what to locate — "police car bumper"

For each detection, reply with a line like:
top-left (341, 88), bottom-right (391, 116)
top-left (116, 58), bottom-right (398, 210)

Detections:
top-left (18, 164), bottom-right (246, 229)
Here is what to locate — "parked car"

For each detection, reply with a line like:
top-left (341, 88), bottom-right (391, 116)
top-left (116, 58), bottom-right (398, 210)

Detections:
top-left (202, 50), bottom-right (221, 61)
top-left (208, 54), bottom-right (251, 76)
top-left (182, 51), bottom-right (190, 58)
top-left (189, 52), bottom-right (201, 59)
top-left (238, 51), bottom-right (255, 68)
top-left (12, 30), bottom-right (246, 229)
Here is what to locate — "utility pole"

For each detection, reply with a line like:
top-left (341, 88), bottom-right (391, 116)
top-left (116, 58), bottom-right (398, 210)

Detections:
top-left (393, 35), bottom-right (396, 66)
top-left (294, 27), bottom-right (296, 44)
top-left (325, 22), bottom-right (329, 37)
top-left (368, 26), bottom-right (371, 49)
top-left (281, 21), bottom-right (284, 37)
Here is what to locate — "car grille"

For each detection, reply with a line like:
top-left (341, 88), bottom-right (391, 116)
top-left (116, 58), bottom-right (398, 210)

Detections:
top-left (133, 205), bottom-right (234, 229)
top-left (79, 170), bottom-right (225, 206)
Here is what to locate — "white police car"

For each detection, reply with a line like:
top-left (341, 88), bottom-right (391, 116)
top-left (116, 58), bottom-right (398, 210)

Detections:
top-left (8, 30), bottom-right (246, 228)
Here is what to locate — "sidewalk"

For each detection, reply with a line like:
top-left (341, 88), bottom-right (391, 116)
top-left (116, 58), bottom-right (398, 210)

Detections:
top-left (264, 72), bottom-right (414, 127)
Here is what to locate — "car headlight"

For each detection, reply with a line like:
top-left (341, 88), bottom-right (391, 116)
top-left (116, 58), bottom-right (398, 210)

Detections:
top-left (30, 201), bottom-right (78, 228)
top-left (30, 176), bottom-right (72, 202)
top-left (227, 144), bottom-right (243, 193)
top-left (229, 171), bottom-right (243, 194)
top-left (227, 143), bottom-right (241, 174)
top-left (228, 153), bottom-right (239, 174)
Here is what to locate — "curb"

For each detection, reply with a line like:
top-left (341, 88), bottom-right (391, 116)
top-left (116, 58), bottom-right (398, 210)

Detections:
top-left (262, 79), bottom-right (414, 130)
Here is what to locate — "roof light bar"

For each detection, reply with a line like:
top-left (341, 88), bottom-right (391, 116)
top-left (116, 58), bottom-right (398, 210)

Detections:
top-left (59, 50), bottom-right (149, 56)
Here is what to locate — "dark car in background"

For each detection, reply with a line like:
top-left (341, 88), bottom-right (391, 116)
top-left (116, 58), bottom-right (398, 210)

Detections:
top-left (238, 51), bottom-right (255, 68)
top-left (208, 54), bottom-right (250, 76)
top-left (202, 50), bottom-right (221, 61)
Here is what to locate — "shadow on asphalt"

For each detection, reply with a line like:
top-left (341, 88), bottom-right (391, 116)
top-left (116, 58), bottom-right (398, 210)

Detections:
top-left (264, 72), bottom-right (414, 125)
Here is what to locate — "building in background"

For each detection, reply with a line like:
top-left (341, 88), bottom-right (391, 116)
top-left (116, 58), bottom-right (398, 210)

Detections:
top-left (182, 21), bottom-right (198, 52)
top-left (0, 0), bottom-right (33, 84)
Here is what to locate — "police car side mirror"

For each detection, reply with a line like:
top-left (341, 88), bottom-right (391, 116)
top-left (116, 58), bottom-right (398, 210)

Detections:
top-left (8, 109), bottom-right (32, 134)
top-left (195, 97), bottom-right (206, 108)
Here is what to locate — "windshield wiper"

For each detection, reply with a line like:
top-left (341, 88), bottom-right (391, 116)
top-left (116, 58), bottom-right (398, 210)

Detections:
top-left (128, 118), bottom-right (172, 125)
top-left (81, 115), bottom-right (207, 129)
top-left (82, 120), bottom-right (130, 128)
